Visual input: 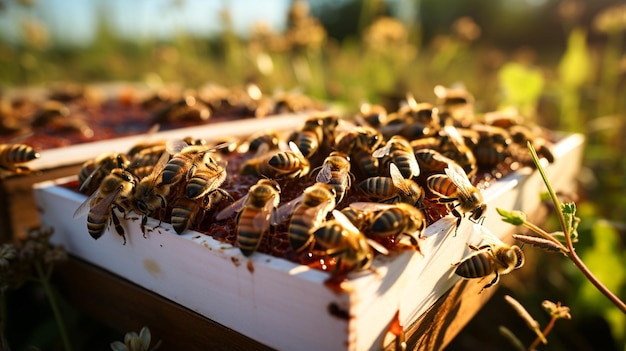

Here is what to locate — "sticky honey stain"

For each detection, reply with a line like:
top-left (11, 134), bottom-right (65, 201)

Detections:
top-left (143, 259), bottom-right (162, 279)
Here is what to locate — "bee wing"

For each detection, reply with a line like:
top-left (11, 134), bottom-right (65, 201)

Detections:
top-left (288, 140), bottom-right (304, 157)
top-left (332, 210), bottom-right (360, 235)
top-left (315, 163), bottom-right (333, 183)
top-left (73, 187), bottom-right (121, 219)
top-left (349, 201), bottom-right (393, 212)
top-left (366, 238), bottom-right (389, 255)
top-left (73, 189), bottom-right (101, 219)
top-left (389, 163), bottom-right (412, 195)
top-left (252, 199), bottom-right (276, 231)
top-left (78, 163), bottom-right (105, 193)
top-left (407, 153), bottom-right (421, 177)
top-left (215, 193), bottom-right (249, 220)
top-left (166, 139), bottom-right (190, 155)
top-left (474, 223), bottom-right (505, 246)
top-left (372, 143), bottom-right (391, 158)
top-left (444, 125), bottom-right (465, 147)
top-left (444, 165), bottom-right (473, 198)
top-left (273, 193), bottom-right (305, 224)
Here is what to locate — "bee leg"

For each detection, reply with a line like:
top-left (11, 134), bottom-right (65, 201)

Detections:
top-left (450, 207), bottom-right (462, 236)
top-left (111, 209), bottom-right (127, 245)
top-left (480, 272), bottom-right (500, 294)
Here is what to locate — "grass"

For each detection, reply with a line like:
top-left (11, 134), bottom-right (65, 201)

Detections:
top-left (0, 0), bottom-right (624, 350)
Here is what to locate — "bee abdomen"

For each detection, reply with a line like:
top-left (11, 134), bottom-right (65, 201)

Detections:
top-left (427, 174), bottom-right (456, 197)
top-left (371, 209), bottom-right (403, 237)
top-left (1, 144), bottom-right (40, 163)
top-left (237, 211), bottom-right (264, 256)
top-left (87, 213), bottom-right (107, 239)
top-left (359, 176), bottom-right (394, 199)
top-left (288, 217), bottom-right (313, 252)
top-left (455, 254), bottom-right (493, 278)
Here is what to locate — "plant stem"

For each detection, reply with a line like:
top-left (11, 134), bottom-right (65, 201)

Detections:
top-left (34, 262), bottom-right (73, 351)
top-left (528, 142), bottom-right (626, 314)
top-left (527, 315), bottom-right (557, 351)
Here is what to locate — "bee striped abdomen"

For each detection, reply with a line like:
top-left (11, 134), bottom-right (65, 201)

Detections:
top-left (237, 210), bottom-right (264, 256)
top-left (0, 144), bottom-right (39, 163)
top-left (427, 174), bottom-right (457, 197)
top-left (455, 254), bottom-right (493, 278)
top-left (359, 176), bottom-right (395, 200)
top-left (288, 209), bottom-right (314, 252)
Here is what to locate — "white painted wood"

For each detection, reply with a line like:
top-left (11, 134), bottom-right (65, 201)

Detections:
top-left (33, 133), bottom-right (585, 351)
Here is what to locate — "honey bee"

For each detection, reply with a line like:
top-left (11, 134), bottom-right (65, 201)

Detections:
top-left (357, 102), bottom-right (388, 128)
top-left (453, 226), bottom-right (525, 292)
top-left (130, 149), bottom-right (175, 234)
top-left (434, 85), bottom-right (474, 125)
top-left (265, 141), bottom-right (310, 179)
top-left (245, 130), bottom-right (281, 153)
top-left (414, 148), bottom-right (457, 176)
top-left (78, 153), bottom-right (130, 194)
top-left (396, 94), bottom-right (440, 131)
top-left (359, 163), bottom-right (424, 206)
top-left (276, 182), bottom-right (337, 253)
top-left (439, 125), bottom-right (477, 179)
top-left (315, 151), bottom-right (352, 204)
top-left (373, 135), bottom-right (420, 179)
top-left (426, 162), bottom-right (486, 231)
top-left (349, 202), bottom-right (426, 252)
top-left (160, 141), bottom-right (229, 199)
top-left (507, 124), bottom-right (555, 166)
top-left (216, 179), bottom-right (281, 256)
top-left (313, 210), bottom-right (388, 274)
top-left (151, 95), bottom-right (211, 124)
top-left (170, 189), bottom-right (228, 234)
top-left (290, 113), bottom-right (339, 158)
top-left (334, 124), bottom-right (382, 178)
top-left (0, 142), bottom-right (40, 176)
top-left (73, 158), bottom-right (138, 244)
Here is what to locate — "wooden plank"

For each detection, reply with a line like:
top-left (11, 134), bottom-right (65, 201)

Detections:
top-left (55, 256), bottom-right (274, 351)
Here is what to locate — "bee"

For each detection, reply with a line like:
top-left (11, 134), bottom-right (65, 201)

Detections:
top-left (439, 125), bottom-right (477, 179)
top-left (357, 102), bottom-right (388, 128)
top-left (160, 142), bottom-right (208, 185)
top-left (349, 202), bottom-right (426, 252)
top-left (151, 95), bottom-right (211, 124)
top-left (426, 162), bottom-right (486, 231)
top-left (0, 142), bottom-right (40, 176)
top-left (216, 179), bottom-right (281, 256)
top-left (373, 135), bottom-right (420, 179)
top-left (453, 226), bottom-right (525, 292)
top-left (313, 210), bottom-right (388, 274)
top-left (170, 189), bottom-right (228, 234)
top-left (315, 151), bottom-right (352, 204)
top-left (507, 124), bottom-right (555, 166)
top-left (130, 147), bottom-right (176, 234)
top-left (334, 125), bottom-right (382, 178)
top-left (245, 130), bottom-right (281, 153)
top-left (414, 148), bottom-right (457, 176)
top-left (73, 157), bottom-right (138, 244)
top-left (290, 113), bottom-right (339, 158)
top-left (434, 84), bottom-right (474, 125)
top-left (396, 94), bottom-right (440, 130)
top-left (276, 182), bottom-right (337, 253)
top-left (265, 141), bottom-right (310, 179)
top-left (78, 152), bottom-right (131, 194)
top-left (359, 163), bottom-right (424, 206)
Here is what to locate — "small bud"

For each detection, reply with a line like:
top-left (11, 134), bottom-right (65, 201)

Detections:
top-left (512, 234), bottom-right (563, 252)
top-left (542, 300), bottom-right (572, 320)
top-left (505, 295), bottom-right (547, 344)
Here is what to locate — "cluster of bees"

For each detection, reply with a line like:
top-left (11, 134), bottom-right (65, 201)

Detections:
top-left (0, 83), bottom-right (322, 149)
top-left (71, 85), bottom-right (551, 289)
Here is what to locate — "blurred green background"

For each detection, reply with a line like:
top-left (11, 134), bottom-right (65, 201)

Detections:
top-left (1, 0), bottom-right (625, 350)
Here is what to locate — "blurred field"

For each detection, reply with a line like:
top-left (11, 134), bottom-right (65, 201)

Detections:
top-left (1, 0), bottom-right (625, 350)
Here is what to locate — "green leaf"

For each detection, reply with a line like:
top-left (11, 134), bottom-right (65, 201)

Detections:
top-left (558, 27), bottom-right (591, 89)
top-left (561, 202), bottom-right (580, 241)
top-left (497, 208), bottom-right (527, 226)
top-left (497, 62), bottom-right (544, 112)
